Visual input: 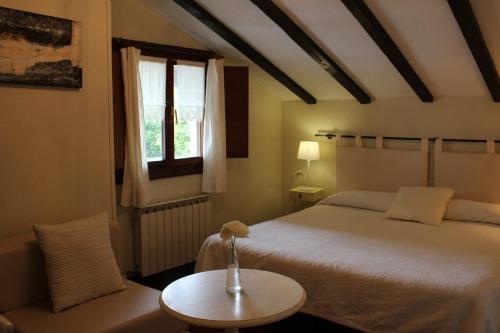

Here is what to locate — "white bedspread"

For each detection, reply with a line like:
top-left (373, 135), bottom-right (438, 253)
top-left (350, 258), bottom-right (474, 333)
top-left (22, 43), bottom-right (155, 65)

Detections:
top-left (196, 205), bottom-right (500, 333)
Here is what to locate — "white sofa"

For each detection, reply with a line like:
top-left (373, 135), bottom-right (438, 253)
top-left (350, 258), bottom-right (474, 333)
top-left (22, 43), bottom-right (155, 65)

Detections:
top-left (0, 226), bottom-right (187, 333)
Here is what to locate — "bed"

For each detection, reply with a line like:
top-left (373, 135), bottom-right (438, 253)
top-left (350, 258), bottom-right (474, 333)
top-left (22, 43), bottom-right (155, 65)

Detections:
top-left (196, 137), bottom-right (500, 332)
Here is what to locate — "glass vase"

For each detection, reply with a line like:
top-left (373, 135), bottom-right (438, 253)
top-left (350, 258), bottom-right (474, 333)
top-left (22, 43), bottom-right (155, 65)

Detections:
top-left (226, 237), bottom-right (242, 294)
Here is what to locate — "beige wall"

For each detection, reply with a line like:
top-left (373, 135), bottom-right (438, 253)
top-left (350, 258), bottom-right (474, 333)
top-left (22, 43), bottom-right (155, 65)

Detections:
top-left (112, 0), bottom-right (204, 50)
top-left (211, 75), bottom-right (283, 229)
top-left (282, 97), bottom-right (500, 205)
top-left (0, 0), bottom-right (114, 237)
top-left (112, 0), bottom-right (284, 271)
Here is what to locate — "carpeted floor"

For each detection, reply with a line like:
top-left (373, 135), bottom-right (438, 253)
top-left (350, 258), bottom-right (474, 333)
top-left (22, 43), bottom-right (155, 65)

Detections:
top-left (131, 263), bottom-right (361, 333)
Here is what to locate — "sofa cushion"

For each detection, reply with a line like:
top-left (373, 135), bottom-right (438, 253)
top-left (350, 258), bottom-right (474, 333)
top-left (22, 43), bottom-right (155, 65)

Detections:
top-left (33, 212), bottom-right (126, 312)
top-left (0, 223), bottom-right (121, 313)
top-left (3, 280), bottom-right (187, 333)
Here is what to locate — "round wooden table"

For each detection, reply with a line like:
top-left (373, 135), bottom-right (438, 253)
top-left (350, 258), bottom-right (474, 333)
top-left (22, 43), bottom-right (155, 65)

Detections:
top-left (159, 269), bottom-right (306, 333)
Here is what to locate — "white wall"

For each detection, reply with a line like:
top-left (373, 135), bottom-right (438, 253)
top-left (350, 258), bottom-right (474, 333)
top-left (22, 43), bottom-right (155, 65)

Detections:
top-left (282, 97), bottom-right (500, 205)
top-left (112, 0), bottom-right (284, 271)
top-left (0, 0), bottom-right (114, 237)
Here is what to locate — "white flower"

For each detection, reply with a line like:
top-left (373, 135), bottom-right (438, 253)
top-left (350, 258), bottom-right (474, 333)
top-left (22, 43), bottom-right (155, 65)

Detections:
top-left (219, 220), bottom-right (249, 242)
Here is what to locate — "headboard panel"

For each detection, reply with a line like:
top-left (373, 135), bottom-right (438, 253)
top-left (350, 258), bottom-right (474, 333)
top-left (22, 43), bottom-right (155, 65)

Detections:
top-left (434, 151), bottom-right (500, 203)
top-left (336, 136), bottom-right (428, 192)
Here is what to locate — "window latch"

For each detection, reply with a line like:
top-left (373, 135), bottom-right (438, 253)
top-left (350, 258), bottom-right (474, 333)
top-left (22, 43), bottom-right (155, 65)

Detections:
top-left (173, 107), bottom-right (178, 125)
top-left (166, 106), bottom-right (178, 125)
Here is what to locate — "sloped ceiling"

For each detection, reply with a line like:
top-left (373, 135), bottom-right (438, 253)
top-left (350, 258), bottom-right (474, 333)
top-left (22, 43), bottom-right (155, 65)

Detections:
top-left (144, 0), bottom-right (499, 102)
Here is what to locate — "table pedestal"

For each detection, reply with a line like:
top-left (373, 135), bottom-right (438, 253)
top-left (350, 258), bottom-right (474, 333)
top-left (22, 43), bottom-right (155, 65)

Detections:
top-left (225, 328), bottom-right (239, 333)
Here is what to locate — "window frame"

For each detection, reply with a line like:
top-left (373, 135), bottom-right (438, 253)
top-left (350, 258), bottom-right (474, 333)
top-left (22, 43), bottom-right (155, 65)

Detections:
top-left (113, 38), bottom-right (216, 180)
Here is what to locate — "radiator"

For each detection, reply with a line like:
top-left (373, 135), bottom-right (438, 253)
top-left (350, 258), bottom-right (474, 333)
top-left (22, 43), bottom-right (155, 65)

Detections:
top-left (135, 195), bottom-right (212, 277)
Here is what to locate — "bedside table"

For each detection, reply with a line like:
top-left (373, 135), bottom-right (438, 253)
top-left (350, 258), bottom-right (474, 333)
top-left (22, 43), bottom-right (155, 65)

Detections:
top-left (289, 186), bottom-right (324, 211)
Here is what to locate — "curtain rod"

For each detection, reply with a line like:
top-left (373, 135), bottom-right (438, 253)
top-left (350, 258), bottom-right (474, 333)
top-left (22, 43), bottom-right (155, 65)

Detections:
top-left (314, 133), bottom-right (500, 143)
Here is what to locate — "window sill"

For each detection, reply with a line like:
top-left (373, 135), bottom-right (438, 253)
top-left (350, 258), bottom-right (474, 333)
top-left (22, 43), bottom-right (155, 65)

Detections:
top-left (114, 159), bottom-right (202, 185)
top-left (148, 158), bottom-right (203, 180)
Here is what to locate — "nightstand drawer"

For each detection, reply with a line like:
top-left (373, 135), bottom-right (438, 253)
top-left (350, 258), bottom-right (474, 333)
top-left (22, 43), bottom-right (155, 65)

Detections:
top-left (289, 186), bottom-right (324, 203)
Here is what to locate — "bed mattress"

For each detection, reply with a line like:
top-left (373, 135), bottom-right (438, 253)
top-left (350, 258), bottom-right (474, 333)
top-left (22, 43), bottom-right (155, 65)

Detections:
top-left (196, 205), bottom-right (500, 333)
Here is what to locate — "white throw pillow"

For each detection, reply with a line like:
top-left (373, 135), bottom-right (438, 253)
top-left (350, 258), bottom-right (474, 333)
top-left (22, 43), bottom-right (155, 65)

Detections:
top-left (445, 199), bottom-right (500, 225)
top-left (318, 191), bottom-right (396, 212)
top-left (385, 187), bottom-right (455, 226)
top-left (33, 212), bottom-right (126, 312)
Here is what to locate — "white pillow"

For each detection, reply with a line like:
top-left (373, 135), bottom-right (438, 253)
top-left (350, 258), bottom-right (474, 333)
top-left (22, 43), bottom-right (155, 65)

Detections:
top-left (445, 199), bottom-right (500, 225)
top-left (385, 187), bottom-right (455, 226)
top-left (318, 191), bottom-right (396, 212)
top-left (33, 212), bottom-right (126, 312)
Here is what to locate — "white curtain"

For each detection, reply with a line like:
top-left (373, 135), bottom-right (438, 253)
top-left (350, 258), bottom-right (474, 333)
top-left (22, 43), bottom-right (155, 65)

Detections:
top-left (139, 56), bottom-right (167, 131)
top-left (120, 47), bottom-right (150, 207)
top-left (202, 58), bottom-right (227, 193)
top-left (174, 60), bottom-right (206, 122)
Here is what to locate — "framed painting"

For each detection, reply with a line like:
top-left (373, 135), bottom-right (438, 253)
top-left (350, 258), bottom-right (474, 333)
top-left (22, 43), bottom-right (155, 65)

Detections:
top-left (0, 6), bottom-right (82, 88)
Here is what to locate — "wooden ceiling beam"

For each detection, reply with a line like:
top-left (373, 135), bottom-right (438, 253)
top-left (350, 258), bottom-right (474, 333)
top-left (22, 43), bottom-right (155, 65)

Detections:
top-left (342, 0), bottom-right (433, 102)
top-left (447, 0), bottom-right (500, 102)
top-left (251, 0), bottom-right (371, 104)
top-left (173, 0), bottom-right (316, 104)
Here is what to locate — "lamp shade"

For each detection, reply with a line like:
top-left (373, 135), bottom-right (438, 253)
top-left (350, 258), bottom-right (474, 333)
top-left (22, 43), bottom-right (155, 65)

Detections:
top-left (297, 141), bottom-right (320, 161)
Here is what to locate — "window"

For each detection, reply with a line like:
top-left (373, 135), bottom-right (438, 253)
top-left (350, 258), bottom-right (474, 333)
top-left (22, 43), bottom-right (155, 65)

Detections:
top-left (137, 55), bottom-right (207, 179)
top-left (112, 39), bottom-right (249, 183)
top-left (173, 61), bottom-right (205, 159)
top-left (139, 56), bottom-right (167, 162)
